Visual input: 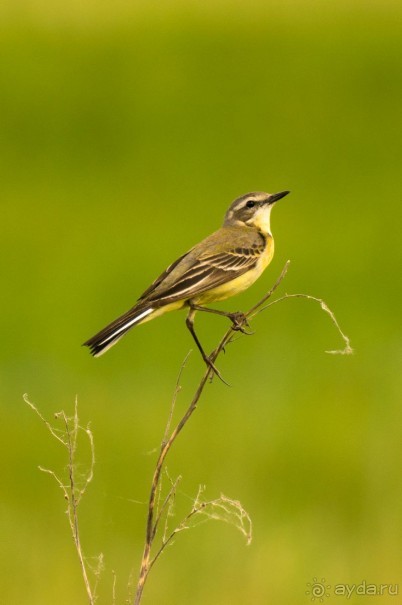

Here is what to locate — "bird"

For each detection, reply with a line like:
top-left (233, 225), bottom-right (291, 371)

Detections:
top-left (83, 190), bottom-right (289, 377)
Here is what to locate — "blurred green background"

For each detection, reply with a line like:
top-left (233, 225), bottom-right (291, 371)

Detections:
top-left (1, 1), bottom-right (401, 603)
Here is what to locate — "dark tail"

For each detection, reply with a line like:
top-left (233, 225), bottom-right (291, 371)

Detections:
top-left (83, 304), bottom-right (154, 357)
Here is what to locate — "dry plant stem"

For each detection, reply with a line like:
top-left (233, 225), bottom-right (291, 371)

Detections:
top-left (153, 474), bottom-right (182, 542)
top-left (64, 409), bottom-right (92, 602)
top-left (23, 395), bottom-right (96, 605)
top-left (252, 292), bottom-right (353, 355)
top-left (150, 488), bottom-right (252, 571)
top-left (133, 262), bottom-right (291, 605)
top-left (112, 570), bottom-right (117, 605)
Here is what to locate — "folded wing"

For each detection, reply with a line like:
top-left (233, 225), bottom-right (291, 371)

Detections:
top-left (141, 243), bottom-right (264, 306)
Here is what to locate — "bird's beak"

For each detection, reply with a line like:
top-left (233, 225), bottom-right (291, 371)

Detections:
top-left (267, 190), bottom-right (290, 205)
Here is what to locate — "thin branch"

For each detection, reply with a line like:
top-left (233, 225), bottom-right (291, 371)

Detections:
top-left (253, 292), bottom-right (353, 355)
top-left (37, 466), bottom-right (69, 497)
top-left (76, 423), bottom-right (95, 505)
top-left (23, 394), bottom-right (68, 447)
top-left (246, 259), bottom-right (291, 318)
top-left (24, 396), bottom-right (98, 605)
top-left (149, 489), bottom-right (252, 571)
top-left (162, 351), bottom-right (192, 445)
top-left (160, 471), bottom-right (180, 544)
top-left (63, 408), bottom-right (93, 605)
top-left (153, 472), bottom-right (182, 542)
top-left (112, 570), bottom-right (117, 605)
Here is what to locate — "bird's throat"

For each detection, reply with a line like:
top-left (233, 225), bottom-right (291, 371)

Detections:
top-left (247, 205), bottom-right (273, 236)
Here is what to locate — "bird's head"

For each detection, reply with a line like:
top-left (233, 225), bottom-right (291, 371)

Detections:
top-left (223, 191), bottom-right (290, 235)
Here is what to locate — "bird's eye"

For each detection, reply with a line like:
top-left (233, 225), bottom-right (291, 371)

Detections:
top-left (246, 200), bottom-right (255, 208)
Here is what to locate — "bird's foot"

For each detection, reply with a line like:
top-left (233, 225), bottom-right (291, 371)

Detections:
top-left (228, 312), bottom-right (254, 335)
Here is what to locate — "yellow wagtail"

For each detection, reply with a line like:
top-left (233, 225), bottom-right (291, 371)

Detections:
top-left (84, 190), bottom-right (289, 376)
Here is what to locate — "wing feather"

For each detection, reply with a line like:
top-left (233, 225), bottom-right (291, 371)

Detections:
top-left (138, 250), bottom-right (191, 301)
top-left (145, 247), bottom-right (263, 304)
